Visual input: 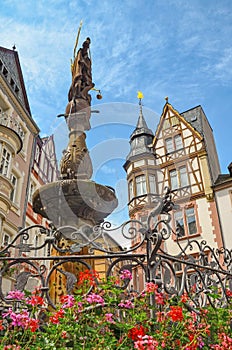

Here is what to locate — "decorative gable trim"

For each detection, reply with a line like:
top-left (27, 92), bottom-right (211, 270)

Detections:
top-left (153, 102), bottom-right (203, 147)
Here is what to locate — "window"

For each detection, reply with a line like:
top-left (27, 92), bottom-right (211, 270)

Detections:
top-left (174, 211), bottom-right (185, 236)
top-left (170, 170), bottom-right (178, 190)
top-left (166, 138), bottom-right (173, 153)
top-left (10, 174), bottom-right (17, 202)
top-left (169, 166), bottom-right (189, 190)
top-left (35, 145), bottom-right (41, 164)
top-left (174, 262), bottom-right (182, 272)
top-left (3, 67), bottom-right (8, 78)
top-left (174, 135), bottom-right (183, 150)
top-left (0, 147), bottom-right (11, 177)
top-left (165, 134), bottom-right (183, 153)
top-left (129, 180), bottom-right (133, 200)
top-left (174, 207), bottom-right (197, 237)
top-left (149, 175), bottom-right (156, 194)
top-left (179, 166), bottom-right (188, 187)
top-left (186, 208), bottom-right (197, 235)
top-left (3, 233), bottom-right (10, 246)
top-left (135, 175), bottom-right (147, 196)
top-left (29, 183), bottom-right (35, 203)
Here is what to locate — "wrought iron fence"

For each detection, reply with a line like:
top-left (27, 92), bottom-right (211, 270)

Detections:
top-left (0, 188), bottom-right (231, 311)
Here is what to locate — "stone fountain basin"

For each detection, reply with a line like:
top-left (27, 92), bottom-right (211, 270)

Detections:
top-left (32, 179), bottom-right (118, 227)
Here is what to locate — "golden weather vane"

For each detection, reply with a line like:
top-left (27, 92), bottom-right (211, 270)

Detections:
top-left (137, 91), bottom-right (144, 106)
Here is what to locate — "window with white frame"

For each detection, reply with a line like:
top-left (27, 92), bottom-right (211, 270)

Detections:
top-left (165, 134), bottom-right (183, 153)
top-left (170, 169), bottom-right (178, 190)
top-left (186, 207), bottom-right (197, 235)
top-left (149, 174), bottom-right (156, 193)
top-left (135, 175), bottom-right (147, 196)
top-left (35, 144), bottom-right (41, 164)
top-left (0, 147), bottom-right (11, 177)
top-left (179, 166), bottom-right (188, 187)
top-left (165, 137), bottom-right (173, 153)
top-left (129, 180), bottom-right (133, 200)
top-left (174, 134), bottom-right (183, 150)
top-left (174, 207), bottom-right (197, 237)
top-left (174, 211), bottom-right (185, 236)
top-left (10, 174), bottom-right (17, 202)
top-left (169, 166), bottom-right (189, 190)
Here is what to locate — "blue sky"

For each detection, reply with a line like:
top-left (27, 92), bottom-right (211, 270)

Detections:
top-left (1, 0), bottom-right (232, 225)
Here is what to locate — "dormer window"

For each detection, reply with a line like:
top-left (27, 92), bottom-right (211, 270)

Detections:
top-left (14, 85), bottom-right (19, 95)
top-left (3, 67), bottom-right (8, 78)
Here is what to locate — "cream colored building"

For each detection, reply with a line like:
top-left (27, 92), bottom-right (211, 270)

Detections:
top-left (124, 100), bottom-right (229, 291)
top-left (213, 163), bottom-right (232, 249)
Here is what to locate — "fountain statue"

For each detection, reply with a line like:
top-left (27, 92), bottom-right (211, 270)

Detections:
top-left (31, 34), bottom-right (118, 303)
top-left (32, 36), bottom-right (118, 228)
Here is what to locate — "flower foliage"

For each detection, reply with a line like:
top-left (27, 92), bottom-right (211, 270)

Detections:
top-left (0, 271), bottom-right (231, 349)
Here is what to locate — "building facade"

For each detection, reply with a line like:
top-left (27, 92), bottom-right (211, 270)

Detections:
top-left (0, 46), bottom-right (58, 292)
top-left (213, 163), bottom-right (232, 249)
top-left (124, 98), bottom-right (229, 291)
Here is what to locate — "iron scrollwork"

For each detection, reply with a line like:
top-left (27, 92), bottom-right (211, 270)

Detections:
top-left (0, 189), bottom-right (231, 311)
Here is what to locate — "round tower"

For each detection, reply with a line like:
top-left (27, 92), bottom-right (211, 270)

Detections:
top-left (123, 93), bottom-right (157, 223)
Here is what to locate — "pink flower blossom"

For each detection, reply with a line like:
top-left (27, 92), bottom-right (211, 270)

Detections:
top-left (145, 282), bottom-right (158, 293)
top-left (85, 293), bottom-right (104, 305)
top-left (118, 299), bottom-right (134, 309)
top-left (77, 302), bottom-right (83, 312)
top-left (154, 291), bottom-right (164, 305)
top-left (60, 295), bottom-right (75, 308)
top-left (105, 313), bottom-right (115, 323)
top-left (6, 290), bottom-right (25, 300)
top-left (120, 269), bottom-right (132, 280)
top-left (3, 308), bottom-right (30, 328)
top-left (134, 335), bottom-right (158, 350)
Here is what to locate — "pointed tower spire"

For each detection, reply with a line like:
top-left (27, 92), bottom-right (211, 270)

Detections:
top-left (123, 92), bottom-right (157, 219)
top-left (125, 92), bottom-right (154, 161)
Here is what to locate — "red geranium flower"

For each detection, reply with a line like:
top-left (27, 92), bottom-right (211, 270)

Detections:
top-left (168, 306), bottom-right (183, 322)
top-left (128, 325), bottom-right (147, 341)
top-left (78, 269), bottom-right (99, 286)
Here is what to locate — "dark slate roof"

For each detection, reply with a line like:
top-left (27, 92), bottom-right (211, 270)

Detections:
top-left (0, 46), bottom-right (31, 115)
top-left (214, 174), bottom-right (232, 186)
top-left (126, 107), bottom-right (154, 161)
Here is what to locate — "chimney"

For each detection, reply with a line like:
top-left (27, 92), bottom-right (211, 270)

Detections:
top-left (228, 162), bottom-right (232, 177)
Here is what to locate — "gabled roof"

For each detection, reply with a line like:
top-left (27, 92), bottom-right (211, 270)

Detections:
top-left (0, 46), bottom-right (31, 115)
top-left (152, 102), bottom-right (203, 146)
